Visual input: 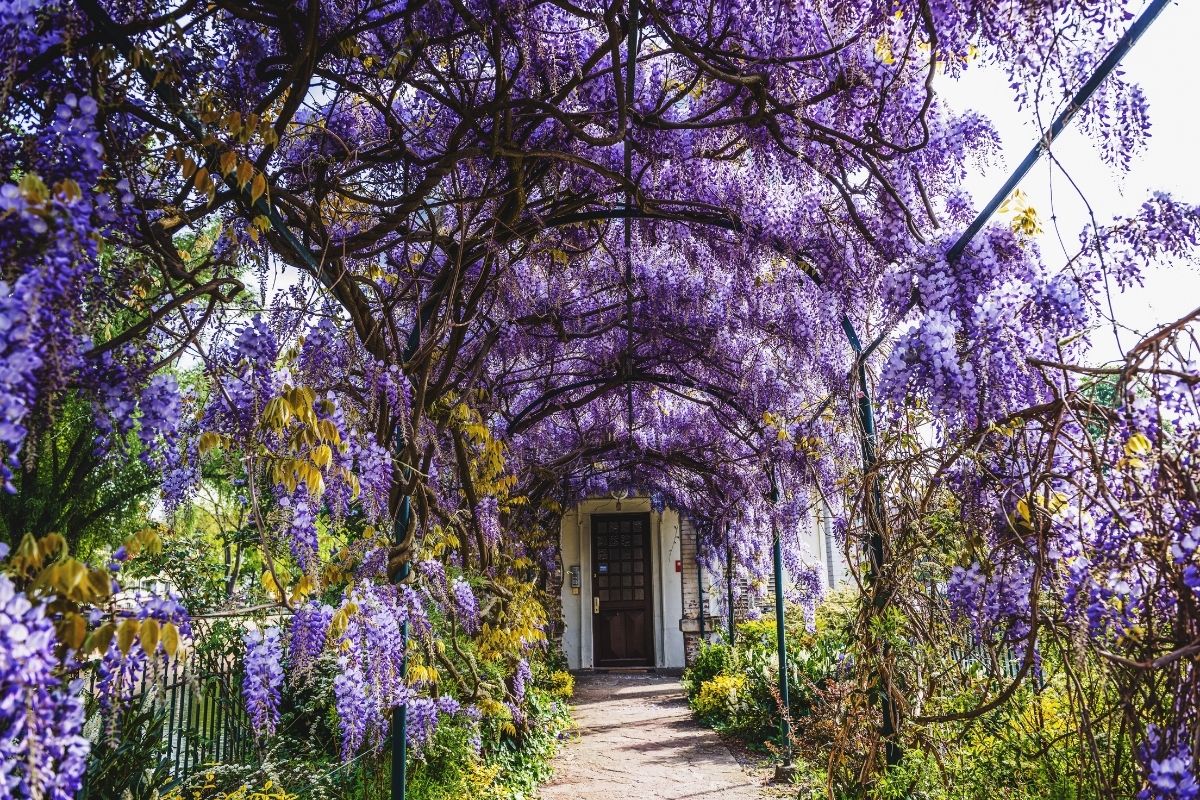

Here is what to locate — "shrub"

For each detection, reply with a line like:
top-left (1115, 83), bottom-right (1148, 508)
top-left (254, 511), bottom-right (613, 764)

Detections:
top-left (546, 669), bottom-right (574, 700)
top-left (162, 777), bottom-right (296, 800)
top-left (682, 641), bottom-right (731, 694)
top-left (692, 673), bottom-right (748, 723)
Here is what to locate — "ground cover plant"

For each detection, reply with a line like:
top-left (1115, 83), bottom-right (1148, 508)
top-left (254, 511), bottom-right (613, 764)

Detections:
top-left (1, 0), bottom-right (1199, 798)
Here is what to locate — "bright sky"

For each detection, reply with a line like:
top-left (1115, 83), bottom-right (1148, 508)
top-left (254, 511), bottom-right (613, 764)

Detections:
top-left (941, 0), bottom-right (1200, 366)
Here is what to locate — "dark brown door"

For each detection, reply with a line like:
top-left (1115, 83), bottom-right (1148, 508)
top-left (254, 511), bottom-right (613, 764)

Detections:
top-left (591, 513), bottom-right (654, 667)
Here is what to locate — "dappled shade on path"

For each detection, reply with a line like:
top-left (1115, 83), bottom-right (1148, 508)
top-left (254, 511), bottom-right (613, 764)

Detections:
top-left (539, 673), bottom-right (771, 800)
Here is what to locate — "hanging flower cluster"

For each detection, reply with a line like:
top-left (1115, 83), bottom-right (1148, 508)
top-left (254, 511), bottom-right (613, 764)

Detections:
top-left (0, 570), bottom-right (89, 800)
top-left (243, 627), bottom-right (284, 738)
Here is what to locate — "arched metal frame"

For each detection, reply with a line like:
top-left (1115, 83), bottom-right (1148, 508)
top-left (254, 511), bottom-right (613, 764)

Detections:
top-left (78, 0), bottom-right (1173, 792)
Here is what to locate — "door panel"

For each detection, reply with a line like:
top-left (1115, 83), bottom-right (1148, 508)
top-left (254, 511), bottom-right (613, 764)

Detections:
top-left (591, 513), bottom-right (654, 667)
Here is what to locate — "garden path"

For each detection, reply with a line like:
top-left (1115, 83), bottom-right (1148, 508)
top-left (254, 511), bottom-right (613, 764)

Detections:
top-left (538, 672), bottom-right (774, 800)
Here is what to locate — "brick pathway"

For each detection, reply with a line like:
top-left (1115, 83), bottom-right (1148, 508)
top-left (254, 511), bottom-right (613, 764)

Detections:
top-left (538, 672), bottom-right (772, 800)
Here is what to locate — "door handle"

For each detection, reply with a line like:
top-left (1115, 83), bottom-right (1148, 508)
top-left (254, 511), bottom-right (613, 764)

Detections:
top-left (593, 596), bottom-right (600, 614)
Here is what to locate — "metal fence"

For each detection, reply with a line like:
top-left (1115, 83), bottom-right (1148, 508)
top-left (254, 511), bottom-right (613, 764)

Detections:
top-left (83, 626), bottom-right (255, 792)
top-left (157, 648), bottom-right (254, 783)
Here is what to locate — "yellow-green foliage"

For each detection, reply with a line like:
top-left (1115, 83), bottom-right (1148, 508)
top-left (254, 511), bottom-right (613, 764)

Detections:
top-left (547, 670), bottom-right (574, 699)
top-left (162, 776), bottom-right (295, 800)
top-left (478, 572), bottom-right (548, 660)
top-left (693, 673), bottom-right (748, 720)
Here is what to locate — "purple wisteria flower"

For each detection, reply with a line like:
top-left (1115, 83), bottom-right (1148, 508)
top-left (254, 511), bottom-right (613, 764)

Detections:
top-left (476, 497), bottom-right (501, 549)
top-left (450, 576), bottom-right (480, 634)
top-left (512, 658), bottom-right (531, 704)
top-left (0, 573), bottom-right (89, 800)
top-left (1140, 726), bottom-right (1200, 800)
top-left (289, 601), bottom-right (333, 674)
top-left (243, 626), bottom-right (284, 738)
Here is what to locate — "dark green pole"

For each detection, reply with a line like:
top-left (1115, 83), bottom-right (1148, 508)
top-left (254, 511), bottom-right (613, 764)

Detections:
top-left (769, 477), bottom-right (793, 778)
top-left (726, 532), bottom-right (736, 645)
top-left (841, 318), bottom-right (900, 768)
top-left (390, 511), bottom-right (412, 800)
top-left (391, 622), bottom-right (409, 797)
top-left (696, 525), bottom-right (705, 647)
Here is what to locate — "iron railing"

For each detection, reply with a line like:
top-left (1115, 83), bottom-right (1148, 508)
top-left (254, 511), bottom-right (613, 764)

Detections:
top-left (82, 629), bottom-right (255, 792)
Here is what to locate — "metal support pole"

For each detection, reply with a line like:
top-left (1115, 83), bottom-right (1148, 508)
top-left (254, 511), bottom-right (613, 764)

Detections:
top-left (390, 496), bottom-right (413, 799)
top-left (944, 0), bottom-right (1173, 264)
top-left (391, 619), bottom-right (410, 799)
top-left (841, 318), bottom-right (900, 768)
top-left (726, 537), bottom-right (736, 646)
top-left (769, 479), bottom-right (793, 779)
top-left (696, 526), bottom-right (705, 647)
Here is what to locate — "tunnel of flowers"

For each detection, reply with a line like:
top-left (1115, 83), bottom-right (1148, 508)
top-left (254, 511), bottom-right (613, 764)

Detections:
top-left (2, 1), bottom-right (1199, 799)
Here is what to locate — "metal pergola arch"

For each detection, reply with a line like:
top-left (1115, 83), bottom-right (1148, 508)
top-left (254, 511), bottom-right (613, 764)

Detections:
top-left (78, 0), bottom-right (1173, 792)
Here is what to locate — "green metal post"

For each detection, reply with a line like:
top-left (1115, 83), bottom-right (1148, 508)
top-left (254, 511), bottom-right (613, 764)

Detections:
top-left (769, 480), bottom-right (793, 778)
top-left (841, 318), bottom-right (900, 768)
top-left (726, 536), bottom-right (736, 645)
top-left (696, 526), bottom-right (705, 646)
top-left (391, 622), bottom-right (409, 798)
top-left (391, 502), bottom-right (413, 800)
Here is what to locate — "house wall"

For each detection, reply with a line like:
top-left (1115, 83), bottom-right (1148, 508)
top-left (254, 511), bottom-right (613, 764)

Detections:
top-left (679, 516), bottom-right (719, 663)
top-left (558, 498), bottom-right (686, 670)
top-left (558, 498), bottom-right (851, 671)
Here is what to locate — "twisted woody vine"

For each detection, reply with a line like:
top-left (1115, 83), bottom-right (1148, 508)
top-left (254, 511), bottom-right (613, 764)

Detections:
top-left (1, 0), bottom-right (1198, 799)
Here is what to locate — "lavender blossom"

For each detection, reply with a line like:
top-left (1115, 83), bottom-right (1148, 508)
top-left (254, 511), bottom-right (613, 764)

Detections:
top-left (0, 573), bottom-right (89, 800)
top-left (243, 627), bottom-right (283, 738)
top-left (450, 577), bottom-right (480, 634)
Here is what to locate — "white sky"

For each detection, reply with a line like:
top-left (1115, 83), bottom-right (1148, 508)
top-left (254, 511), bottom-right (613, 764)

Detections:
top-left (940, 0), bottom-right (1200, 366)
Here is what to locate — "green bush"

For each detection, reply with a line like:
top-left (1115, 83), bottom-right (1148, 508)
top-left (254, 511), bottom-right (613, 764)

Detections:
top-left (691, 673), bottom-right (748, 723)
top-left (684, 592), bottom-right (1136, 800)
top-left (682, 641), bottom-right (731, 694)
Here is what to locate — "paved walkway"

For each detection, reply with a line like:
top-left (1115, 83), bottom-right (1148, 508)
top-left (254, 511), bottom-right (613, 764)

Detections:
top-left (539, 672), bottom-right (772, 800)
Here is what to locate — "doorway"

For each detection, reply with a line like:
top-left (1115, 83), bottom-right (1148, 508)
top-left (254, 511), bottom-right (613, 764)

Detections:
top-left (591, 513), bottom-right (654, 667)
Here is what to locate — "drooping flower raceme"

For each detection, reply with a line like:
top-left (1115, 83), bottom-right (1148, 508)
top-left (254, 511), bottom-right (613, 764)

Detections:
top-left (450, 577), bottom-right (480, 634)
top-left (1140, 725), bottom-right (1199, 800)
top-left (0, 572), bottom-right (89, 800)
top-left (331, 584), bottom-right (419, 757)
top-left (243, 627), bottom-right (284, 738)
top-left (289, 601), bottom-right (333, 675)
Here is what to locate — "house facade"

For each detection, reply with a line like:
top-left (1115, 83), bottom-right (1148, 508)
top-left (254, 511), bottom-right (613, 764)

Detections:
top-left (557, 496), bottom-right (847, 671)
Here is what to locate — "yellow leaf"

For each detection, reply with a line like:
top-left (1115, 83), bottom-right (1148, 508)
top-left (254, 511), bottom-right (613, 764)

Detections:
top-left (139, 527), bottom-right (163, 556)
top-left (199, 431), bottom-right (223, 455)
top-left (117, 618), bottom-right (140, 654)
top-left (236, 159), bottom-right (253, 188)
top-left (140, 618), bottom-right (161, 656)
top-left (161, 622), bottom-right (180, 658)
top-left (219, 150), bottom-right (237, 176)
top-left (87, 568), bottom-right (113, 602)
top-left (39, 532), bottom-right (66, 562)
top-left (1125, 432), bottom-right (1153, 457)
top-left (59, 612), bottom-right (86, 650)
top-left (310, 444), bottom-right (332, 469)
top-left (289, 575), bottom-right (316, 603)
top-left (250, 172), bottom-right (267, 205)
top-left (19, 172), bottom-right (49, 203)
top-left (262, 571), bottom-right (284, 602)
top-left (84, 622), bottom-right (115, 656)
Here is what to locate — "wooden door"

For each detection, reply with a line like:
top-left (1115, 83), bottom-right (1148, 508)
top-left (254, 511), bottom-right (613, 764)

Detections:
top-left (591, 513), bottom-right (654, 667)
